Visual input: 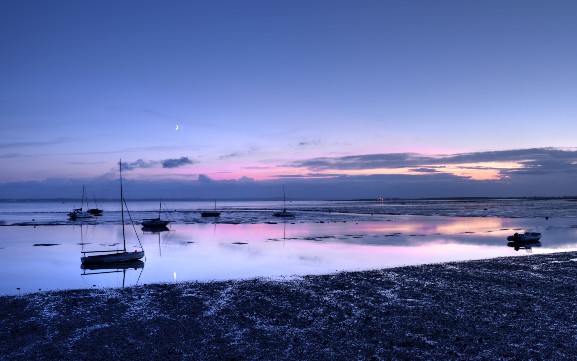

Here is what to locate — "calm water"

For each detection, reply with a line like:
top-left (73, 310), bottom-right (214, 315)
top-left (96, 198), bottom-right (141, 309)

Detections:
top-left (2, 199), bottom-right (577, 295)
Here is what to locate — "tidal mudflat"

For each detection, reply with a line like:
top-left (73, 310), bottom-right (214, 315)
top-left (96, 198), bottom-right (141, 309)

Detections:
top-left (2, 251), bottom-right (577, 359)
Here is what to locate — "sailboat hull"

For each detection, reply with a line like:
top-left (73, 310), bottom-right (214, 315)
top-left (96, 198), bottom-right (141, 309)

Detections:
top-left (81, 250), bottom-right (144, 264)
top-left (81, 260), bottom-right (144, 271)
top-left (69, 211), bottom-right (94, 219)
top-left (88, 208), bottom-right (103, 216)
top-left (201, 211), bottom-right (221, 217)
top-left (273, 211), bottom-right (295, 217)
top-left (141, 218), bottom-right (170, 228)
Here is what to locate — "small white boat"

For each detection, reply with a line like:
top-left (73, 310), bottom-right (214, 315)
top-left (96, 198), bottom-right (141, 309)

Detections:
top-left (69, 208), bottom-right (93, 220)
top-left (69, 186), bottom-right (94, 220)
top-left (507, 232), bottom-right (541, 242)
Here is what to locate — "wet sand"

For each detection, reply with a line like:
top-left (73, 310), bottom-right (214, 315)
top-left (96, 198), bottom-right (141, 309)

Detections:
top-left (2, 251), bottom-right (577, 360)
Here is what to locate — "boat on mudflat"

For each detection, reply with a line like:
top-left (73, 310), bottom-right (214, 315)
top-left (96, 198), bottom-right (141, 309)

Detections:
top-left (273, 185), bottom-right (295, 218)
top-left (141, 201), bottom-right (171, 229)
top-left (506, 231), bottom-right (541, 242)
top-left (81, 160), bottom-right (145, 265)
top-left (201, 200), bottom-right (221, 218)
top-left (141, 217), bottom-right (170, 229)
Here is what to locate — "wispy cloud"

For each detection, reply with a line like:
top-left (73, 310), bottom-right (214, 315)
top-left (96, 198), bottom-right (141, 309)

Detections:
top-left (219, 145), bottom-right (260, 160)
top-left (410, 168), bottom-right (439, 173)
top-left (0, 138), bottom-right (71, 150)
top-left (290, 148), bottom-right (577, 173)
top-left (295, 138), bottom-right (321, 147)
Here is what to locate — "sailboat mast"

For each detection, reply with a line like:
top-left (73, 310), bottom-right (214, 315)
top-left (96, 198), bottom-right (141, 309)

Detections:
top-left (120, 159), bottom-right (126, 252)
top-left (82, 185), bottom-right (86, 210)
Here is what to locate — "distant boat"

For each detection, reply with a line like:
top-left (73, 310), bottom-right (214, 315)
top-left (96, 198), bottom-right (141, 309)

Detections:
top-left (68, 185), bottom-right (94, 220)
top-left (141, 201), bottom-right (171, 229)
top-left (142, 225), bottom-right (169, 233)
top-left (273, 185), bottom-right (295, 218)
top-left (201, 200), bottom-right (221, 218)
top-left (87, 193), bottom-right (103, 216)
top-left (81, 160), bottom-right (145, 264)
top-left (506, 231), bottom-right (541, 242)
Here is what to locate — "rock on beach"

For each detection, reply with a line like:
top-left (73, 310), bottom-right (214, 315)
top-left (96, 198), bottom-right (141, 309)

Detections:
top-left (2, 251), bottom-right (577, 360)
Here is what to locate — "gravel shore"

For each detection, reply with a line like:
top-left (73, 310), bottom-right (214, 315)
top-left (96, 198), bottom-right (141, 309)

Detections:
top-left (2, 251), bottom-right (577, 360)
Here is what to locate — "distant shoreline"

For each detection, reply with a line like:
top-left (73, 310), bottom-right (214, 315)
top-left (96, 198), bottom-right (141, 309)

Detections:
top-left (2, 195), bottom-right (577, 202)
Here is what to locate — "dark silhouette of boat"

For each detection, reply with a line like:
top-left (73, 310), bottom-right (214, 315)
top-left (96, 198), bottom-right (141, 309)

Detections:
top-left (141, 201), bottom-right (171, 229)
top-left (88, 194), bottom-right (103, 216)
top-left (201, 200), bottom-right (221, 217)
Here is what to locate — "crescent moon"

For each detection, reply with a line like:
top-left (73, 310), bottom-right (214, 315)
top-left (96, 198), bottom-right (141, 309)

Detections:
top-left (175, 125), bottom-right (179, 131)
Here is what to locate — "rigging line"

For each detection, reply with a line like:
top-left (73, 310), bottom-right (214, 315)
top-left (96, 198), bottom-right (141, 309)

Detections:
top-left (135, 266), bottom-right (144, 286)
top-left (161, 203), bottom-right (175, 222)
top-left (123, 198), bottom-right (144, 250)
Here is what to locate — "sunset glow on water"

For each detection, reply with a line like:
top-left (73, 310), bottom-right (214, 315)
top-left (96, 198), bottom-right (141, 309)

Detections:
top-left (1, 210), bottom-right (576, 295)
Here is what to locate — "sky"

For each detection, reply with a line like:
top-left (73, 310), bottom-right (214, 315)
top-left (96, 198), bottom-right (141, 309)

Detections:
top-left (1, 0), bottom-right (577, 199)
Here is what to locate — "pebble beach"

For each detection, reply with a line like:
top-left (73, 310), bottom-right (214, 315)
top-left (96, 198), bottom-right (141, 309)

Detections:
top-left (2, 250), bottom-right (577, 360)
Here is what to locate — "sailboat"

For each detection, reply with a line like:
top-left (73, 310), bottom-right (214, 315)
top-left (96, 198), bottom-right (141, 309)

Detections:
top-left (80, 160), bottom-right (145, 264)
top-left (68, 185), bottom-right (94, 220)
top-left (88, 193), bottom-right (103, 216)
top-left (201, 200), bottom-right (221, 217)
top-left (273, 185), bottom-right (295, 218)
top-left (141, 200), bottom-right (171, 229)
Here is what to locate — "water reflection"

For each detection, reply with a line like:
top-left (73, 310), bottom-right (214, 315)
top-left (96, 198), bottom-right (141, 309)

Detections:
top-left (2, 215), bottom-right (577, 295)
top-left (507, 240), bottom-right (542, 253)
top-left (81, 260), bottom-right (145, 288)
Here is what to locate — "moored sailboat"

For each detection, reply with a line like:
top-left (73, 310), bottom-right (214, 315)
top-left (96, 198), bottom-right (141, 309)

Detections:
top-left (81, 160), bottom-right (145, 264)
top-left (273, 185), bottom-right (295, 218)
top-left (68, 185), bottom-right (94, 220)
top-left (201, 200), bottom-right (221, 217)
top-left (88, 193), bottom-right (103, 216)
top-left (141, 201), bottom-right (171, 229)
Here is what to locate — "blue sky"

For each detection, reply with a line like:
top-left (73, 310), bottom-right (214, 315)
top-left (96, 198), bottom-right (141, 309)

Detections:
top-left (1, 1), bottom-right (577, 199)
